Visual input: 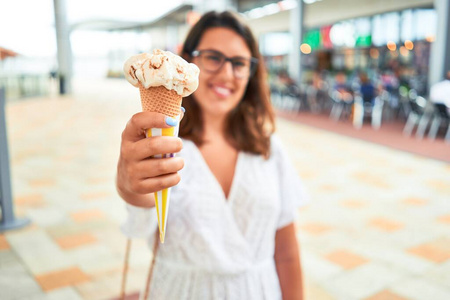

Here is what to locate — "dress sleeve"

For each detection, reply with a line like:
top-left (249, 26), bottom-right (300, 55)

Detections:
top-left (121, 204), bottom-right (158, 239)
top-left (272, 135), bottom-right (310, 229)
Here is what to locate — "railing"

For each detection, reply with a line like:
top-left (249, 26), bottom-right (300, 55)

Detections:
top-left (0, 74), bottom-right (51, 100)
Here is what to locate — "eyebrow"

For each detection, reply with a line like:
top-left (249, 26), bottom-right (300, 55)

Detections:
top-left (198, 48), bottom-right (252, 60)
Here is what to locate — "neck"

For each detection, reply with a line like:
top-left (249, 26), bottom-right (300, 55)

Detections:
top-left (202, 112), bottom-right (227, 142)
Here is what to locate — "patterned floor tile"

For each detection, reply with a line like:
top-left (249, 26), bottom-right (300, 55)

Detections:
top-left (437, 214), bottom-right (450, 224)
top-left (402, 197), bottom-right (428, 206)
top-left (29, 178), bottom-right (57, 188)
top-left (351, 171), bottom-right (392, 189)
top-left (407, 238), bottom-right (450, 263)
top-left (364, 290), bottom-right (410, 300)
top-left (35, 267), bottom-right (90, 291)
top-left (86, 177), bottom-right (111, 185)
top-left (304, 276), bottom-right (336, 300)
top-left (15, 193), bottom-right (45, 207)
top-left (426, 180), bottom-right (450, 194)
top-left (0, 234), bottom-right (10, 250)
top-left (368, 217), bottom-right (404, 232)
top-left (339, 199), bottom-right (366, 209)
top-left (319, 184), bottom-right (339, 192)
top-left (70, 209), bottom-right (106, 223)
top-left (26, 207), bottom-right (66, 227)
top-left (391, 277), bottom-right (450, 300)
top-left (66, 243), bottom-right (121, 274)
top-left (325, 263), bottom-right (405, 299)
top-left (55, 233), bottom-right (98, 250)
top-left (44, 287), bottom-right (83, 300)
top-left (75, 269), bottom-right (145, 300)
top-left (0, 260), bottom-right (44, 299)
top-left (80, 191), bottom-right (113, 201)
top-left (6, 229), bottom-right (73, 274)
top-left (302, 250), bottom-right (343, 281)
top-left (324, 249), bottom-right (369, 269)
top-left (299, 222), bottom-right (333, 235)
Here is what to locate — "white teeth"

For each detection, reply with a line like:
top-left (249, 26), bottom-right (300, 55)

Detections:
top-left (213, 86), bottom-right (231, 96)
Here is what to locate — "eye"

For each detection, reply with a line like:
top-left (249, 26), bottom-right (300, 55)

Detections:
top-left (204, 53), bottom-right (222, 63)
top-left (232, 59), bottom-right (248, 68)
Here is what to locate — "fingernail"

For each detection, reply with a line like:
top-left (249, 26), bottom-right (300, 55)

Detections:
top-left (181, 106), bottom-right (185, 113)
top-left (165, 116), bottom-right (178, 126)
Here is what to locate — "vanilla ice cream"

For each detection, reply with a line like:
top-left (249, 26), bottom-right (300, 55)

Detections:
top-left (123, 49), bottom-right (199, 97)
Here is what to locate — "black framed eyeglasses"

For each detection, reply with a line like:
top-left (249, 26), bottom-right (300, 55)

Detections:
top-left (191, 49), bottom-right (258, 79)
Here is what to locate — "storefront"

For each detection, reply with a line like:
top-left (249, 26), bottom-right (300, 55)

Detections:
top-left (299, 8), bottom-right (436, 94)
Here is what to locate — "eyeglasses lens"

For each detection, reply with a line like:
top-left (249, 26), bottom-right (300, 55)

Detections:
top-left (198, 51), bottom-right (253, 79)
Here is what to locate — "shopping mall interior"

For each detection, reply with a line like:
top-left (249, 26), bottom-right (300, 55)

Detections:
top-left (0, 0), bottom-right (449, 299)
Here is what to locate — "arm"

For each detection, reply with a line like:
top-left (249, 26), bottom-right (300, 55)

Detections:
top-left (275, 223), bottom-right (304, 300)
top-left (116, 111), bottom-right (184, 208)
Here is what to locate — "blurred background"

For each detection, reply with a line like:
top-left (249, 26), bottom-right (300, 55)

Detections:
top-left (1, 0), bottom-right (449, 299)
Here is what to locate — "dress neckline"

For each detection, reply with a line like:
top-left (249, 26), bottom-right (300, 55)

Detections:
top-left (189, 141), bottom-right (243, 204)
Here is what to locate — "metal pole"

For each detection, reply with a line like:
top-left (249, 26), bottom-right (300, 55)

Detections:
top-left (289, 0), bottom-right (304, 86)
top-left (0, 87), bottom-right (31, 231)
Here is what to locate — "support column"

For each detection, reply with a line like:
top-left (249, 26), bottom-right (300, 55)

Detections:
top-left (53, 0), bottom-right (73, 94)
top-left (0, 88), bottom-right (31, 231)
top-left (429, 0), bottom-right (450, 86)
top-left (166, 23), bottom-right (179, 53)
top-left (288, 0), bottom-right (304, 86)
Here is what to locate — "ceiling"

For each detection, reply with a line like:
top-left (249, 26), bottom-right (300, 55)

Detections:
top-left (236, 0), bottom-right (279, 12)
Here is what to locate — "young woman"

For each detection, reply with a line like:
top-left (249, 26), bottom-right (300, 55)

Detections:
top-left (117, 11), bottom-right (307, 300)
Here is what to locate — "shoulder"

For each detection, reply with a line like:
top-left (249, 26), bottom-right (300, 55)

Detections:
top-left (269, 134), bottom-right (287, 159)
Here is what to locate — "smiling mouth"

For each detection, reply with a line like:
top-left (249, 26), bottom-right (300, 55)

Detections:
top-left (211, 85), bottom-right (232, 98)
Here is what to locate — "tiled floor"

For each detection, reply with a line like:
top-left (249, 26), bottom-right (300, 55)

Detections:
top-left (1, 79), bottom-right (449, 299)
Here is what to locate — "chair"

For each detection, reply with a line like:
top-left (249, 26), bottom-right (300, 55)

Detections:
top-left (428, 103), bottom-right (450, 142)
top-left (397, 86), bottom-right (411, 120)
top-left (403, 94), bottom-right (427, 136)
top-left (329, 90), bottom-right (353, 121)
top-left (286, 83), bottom-right (307, 112)
top-left (306, 85), bottom-right (320, 113)
top-left (352, 91), bottom-right (384, 129)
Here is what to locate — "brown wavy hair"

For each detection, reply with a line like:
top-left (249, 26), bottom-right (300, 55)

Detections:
top-left (179, 11), bottom-right (275, 158)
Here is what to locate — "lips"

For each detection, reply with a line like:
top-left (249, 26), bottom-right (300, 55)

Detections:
top-left (210, 84), bottom-right (232, 98)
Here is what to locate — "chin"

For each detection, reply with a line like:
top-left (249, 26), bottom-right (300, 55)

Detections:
top-left (205, 105), bottom-right (233, 118)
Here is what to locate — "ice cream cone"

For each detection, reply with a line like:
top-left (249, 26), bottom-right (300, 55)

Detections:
top-left (139, 85), bottom-right (182, 244)
top-left (124, 49), bottom-right (199, 244)
top-left (139, 85), bottom-right (182, 117)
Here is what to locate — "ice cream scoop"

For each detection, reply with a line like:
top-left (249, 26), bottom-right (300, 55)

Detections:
top-left (123, 49), bottom-right (199, 99)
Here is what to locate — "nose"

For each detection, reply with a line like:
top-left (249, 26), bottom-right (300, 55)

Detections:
top-left (217, 60), bottom-right (234, 79)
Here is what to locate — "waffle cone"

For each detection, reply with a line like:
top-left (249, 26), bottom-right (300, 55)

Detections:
top-left (139, 85), bottom-right (182, 117)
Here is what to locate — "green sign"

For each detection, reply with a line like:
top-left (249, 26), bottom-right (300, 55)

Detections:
top-left (355, 35), bottom-right (372, 47)
top-left (303, 29), bottom-right (321, 50)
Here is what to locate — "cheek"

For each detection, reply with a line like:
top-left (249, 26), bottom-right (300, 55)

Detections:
top-left (235, 80), bottom-right (249, 98)
top-left (194, 74), bottom-right (210, 98)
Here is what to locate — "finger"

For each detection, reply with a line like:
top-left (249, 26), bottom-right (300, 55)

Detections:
top-left (132, 173), bottom-right (182, 194)
top-left (180, 107), bottom-right (185, 121)
top-left (132, 136), bottom-right (183, 160)
top-left (135, 157), bottom-right (184, 178)
top-left (122, 112), bottom-right (179, 142)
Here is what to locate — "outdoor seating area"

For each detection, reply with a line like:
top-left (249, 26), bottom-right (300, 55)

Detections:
top-left (271, 77), bottom-right (450, 143)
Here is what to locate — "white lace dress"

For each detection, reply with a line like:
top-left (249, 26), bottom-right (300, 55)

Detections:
top-left (122, 136), bottom-right (308, 300)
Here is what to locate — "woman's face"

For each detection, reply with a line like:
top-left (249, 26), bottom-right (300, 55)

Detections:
top-left (191, 27), bottom-right (252, 119)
